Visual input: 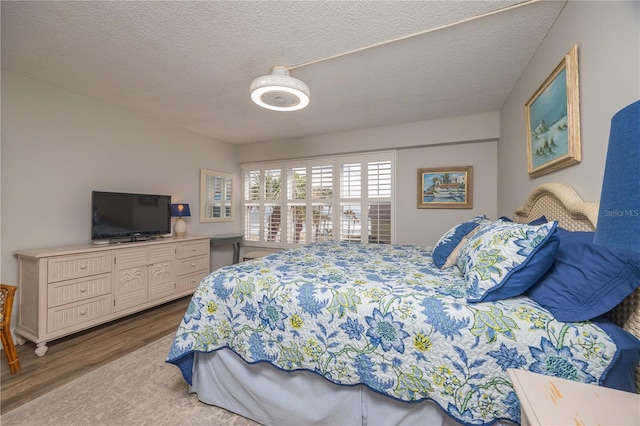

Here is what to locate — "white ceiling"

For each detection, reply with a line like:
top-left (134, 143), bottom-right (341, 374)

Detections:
top-left (1, 1), bottom-right (566, 145)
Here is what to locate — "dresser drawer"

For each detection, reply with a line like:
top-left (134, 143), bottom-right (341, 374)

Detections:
top-left (177, 270), bottom-right (209, 293)
top-left (150, 243), bottom-right (177, 263)
top-left (177, 255), bottom-right (209, 276)
top-left (47, 294), bottom-right (112, 333)
top-left (177, 240), bottom-right (209, 259)
top-left (48, 252), bottom-right (113, 283)
top-left (48, 273), bottom-right (112, 308)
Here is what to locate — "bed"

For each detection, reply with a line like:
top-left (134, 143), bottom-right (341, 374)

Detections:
top-left (167, 183), bottom-right (640, 425)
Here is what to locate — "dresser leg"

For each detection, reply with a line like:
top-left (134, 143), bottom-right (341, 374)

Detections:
top-left (35, 342), bottom-right (49, 357)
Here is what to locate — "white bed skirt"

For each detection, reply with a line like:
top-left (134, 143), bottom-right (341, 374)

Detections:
top-left (190, 349), bottom-right (468, 426)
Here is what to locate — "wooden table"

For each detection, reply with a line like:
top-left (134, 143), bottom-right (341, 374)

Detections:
top-left (210, 233), bottom-right (243, 264)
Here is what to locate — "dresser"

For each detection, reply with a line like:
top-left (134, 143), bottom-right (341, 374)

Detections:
top-left (15, 235), bottom-right (210, 356)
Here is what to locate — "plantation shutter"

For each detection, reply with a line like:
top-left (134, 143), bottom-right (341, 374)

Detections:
top-left (337, 154), bottom-right (394, 244)
top-left (367, 160), bottom-right (392, 244)
top-left (264, 168), bottom-right (282, 243)
top-left (243, 169), bottom-right (261, 242)
top-left (242, 151), bottom-right (394, 248)
top-left (339, 162), bottom-right (362, 242)
top-left (286, 166), bottom-right (307, 243)
top-left (311, 164), bottom-right (334, 243)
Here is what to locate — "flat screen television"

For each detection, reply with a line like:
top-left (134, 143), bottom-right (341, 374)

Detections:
top-left (92, 191), bottom-right (171, 242)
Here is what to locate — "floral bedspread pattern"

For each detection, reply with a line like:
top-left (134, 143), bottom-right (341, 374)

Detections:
top-left (167, 242), bottom-right (617, 425)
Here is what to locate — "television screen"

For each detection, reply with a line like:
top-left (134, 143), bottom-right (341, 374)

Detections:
top-left (92, 191), bottom-right (171, 241)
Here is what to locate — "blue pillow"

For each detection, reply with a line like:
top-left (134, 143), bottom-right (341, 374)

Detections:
top-left (592, 316), bottom-right (640, 393)
top-left (527, 229), bottom-right (640, 322)
top-left (498, 215), bottom-right (548, 225)
top-left (457, 220), bottom-right (559, 302)
top-left (432, 216), bottom-right (489, 268)
top-left (530, 216), bottom-right (548, 225)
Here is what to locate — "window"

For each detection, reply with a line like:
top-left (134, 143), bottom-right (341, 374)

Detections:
top-left (200, 169), bottom-right (233, 222)
top-left (243, 152), bottom-right (394, 248)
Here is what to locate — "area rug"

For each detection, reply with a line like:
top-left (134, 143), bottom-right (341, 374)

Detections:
top-left (1, 334), bottom-right (259, 425)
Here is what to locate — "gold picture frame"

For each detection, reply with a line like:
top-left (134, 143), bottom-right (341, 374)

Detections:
top-left (525, 45), bottom-right (581, 178)
top-left (417, 166), bottom-right (473, 209)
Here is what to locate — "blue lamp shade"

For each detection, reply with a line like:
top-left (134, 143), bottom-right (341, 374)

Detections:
top-left (594, 100), bottom-right (640, 252)
top-left (170, 203), bottom-right (191, 218)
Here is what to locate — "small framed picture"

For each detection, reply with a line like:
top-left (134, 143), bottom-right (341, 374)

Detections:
top-left (417, 166), bottom-right (473, 209)
top-left (525, 45), bottom-right (581, 177)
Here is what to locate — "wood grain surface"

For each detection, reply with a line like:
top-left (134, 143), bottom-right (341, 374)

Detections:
top-left (1, 296), bottom-right (190, 414)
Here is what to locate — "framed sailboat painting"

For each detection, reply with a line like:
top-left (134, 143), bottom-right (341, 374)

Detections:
top-left (417, 166), bottom-right (473, 209)
top-left (525, 45), bottom-right (581, 178)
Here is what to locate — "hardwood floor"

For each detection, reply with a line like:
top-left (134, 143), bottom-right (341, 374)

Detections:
top-left (0, 296), bottom-right (191, 414)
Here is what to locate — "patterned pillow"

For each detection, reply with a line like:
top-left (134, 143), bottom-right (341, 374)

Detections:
top-left (432, 216), bottom-right (491, 268)
top-left (442, 227), bottom-right (481, 269)
top-left (456, 220), bottom-right (559, 302)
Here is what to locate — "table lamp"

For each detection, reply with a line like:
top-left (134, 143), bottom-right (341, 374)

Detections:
top-left (594, 100), bottom-right (640, 251)
top-left (171, 203), bottom-right (191, 237)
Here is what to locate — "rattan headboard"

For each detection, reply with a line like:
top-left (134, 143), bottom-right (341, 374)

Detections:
top-left (513, 182), bottom-right (640, 392)
top-left (513, 182), bottom-right (599, 231)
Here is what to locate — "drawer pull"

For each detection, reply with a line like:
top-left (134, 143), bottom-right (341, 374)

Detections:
top-left (192, 248), bottom-right (197, 252)
top-left (191, 263), bottom-right (197, 268)
top-left (80, 286), bottom-right (87, 293)
top-left (80, 265), bottom-right (88, 270)
top-left (80, 309), bottom-right (88, 316)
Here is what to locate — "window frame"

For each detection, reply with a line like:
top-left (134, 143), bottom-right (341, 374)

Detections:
top-left (242, 151), bottom-right (395, 248)
top-left (200, 169), bottom-right (234, 222)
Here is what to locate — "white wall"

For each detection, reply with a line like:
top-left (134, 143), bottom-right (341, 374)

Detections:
top-left (498, 1), bottom-right (640, 214)
top-left (237, 111), bottom-right (499, 163)
top-left (1, 71), bottom-right (242, 287)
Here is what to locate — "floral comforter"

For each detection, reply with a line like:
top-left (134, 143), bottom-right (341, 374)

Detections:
top-left (167, 242), bottom-right (617, 425)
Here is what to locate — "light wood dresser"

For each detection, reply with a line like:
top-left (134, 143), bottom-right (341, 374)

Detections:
top-left (14, 235), bottom-right (210, 356)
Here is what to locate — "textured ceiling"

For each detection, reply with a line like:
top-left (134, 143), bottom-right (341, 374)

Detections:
top-left (1, 1), bottom-right (566, 145)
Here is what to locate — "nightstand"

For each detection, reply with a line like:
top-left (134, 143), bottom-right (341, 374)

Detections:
top-left (508, 369), bottom-right (640, 426)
